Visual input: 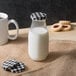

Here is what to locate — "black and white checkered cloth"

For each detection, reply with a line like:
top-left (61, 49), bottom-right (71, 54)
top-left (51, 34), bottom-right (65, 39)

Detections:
top-left (30, 12), bottom-right (47, 20)
top-left (2, 59), bottom-right (25, 73)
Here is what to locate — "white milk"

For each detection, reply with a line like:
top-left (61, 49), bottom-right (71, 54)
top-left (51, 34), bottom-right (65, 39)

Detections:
top-left (28, 27), bottom-right (49, 61)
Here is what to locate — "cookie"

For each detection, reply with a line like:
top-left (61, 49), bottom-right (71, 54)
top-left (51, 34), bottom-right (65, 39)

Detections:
top-left (50, 23), bottom-right (62, 32)
top-left (62, 24), bottom-right (71, 31)
top-left (59, 20), bottom-right (71, 25)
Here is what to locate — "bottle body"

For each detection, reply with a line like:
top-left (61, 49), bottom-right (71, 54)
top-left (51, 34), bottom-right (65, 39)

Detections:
top-left (28, 20), bottom-right (49, 61)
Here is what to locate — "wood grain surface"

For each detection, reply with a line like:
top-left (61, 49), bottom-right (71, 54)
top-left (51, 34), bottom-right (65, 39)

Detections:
top-left (0, 25), bottom-right (76, 76)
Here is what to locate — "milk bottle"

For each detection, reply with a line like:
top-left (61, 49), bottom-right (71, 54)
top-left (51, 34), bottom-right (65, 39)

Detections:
top-left (28, 12), bottom-right (49, 61)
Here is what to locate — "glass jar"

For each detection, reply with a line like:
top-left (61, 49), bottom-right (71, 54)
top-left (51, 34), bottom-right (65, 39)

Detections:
top-left (28, 12), bottom-right (49, 61)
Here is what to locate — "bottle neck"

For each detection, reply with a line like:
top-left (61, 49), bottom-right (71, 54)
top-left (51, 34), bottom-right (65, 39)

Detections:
top-left (31, 20), bottom-right (46, 28)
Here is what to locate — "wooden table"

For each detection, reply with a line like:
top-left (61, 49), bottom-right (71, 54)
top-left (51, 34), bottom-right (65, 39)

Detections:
top-left (0, 23), bottom-right (76, 76)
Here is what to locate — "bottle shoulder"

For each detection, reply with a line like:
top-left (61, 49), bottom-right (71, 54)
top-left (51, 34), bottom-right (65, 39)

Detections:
top-left (29, 27), bottom-right (48, 34)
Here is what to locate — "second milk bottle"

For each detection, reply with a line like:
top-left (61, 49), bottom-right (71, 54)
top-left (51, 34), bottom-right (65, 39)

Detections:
top-left (28, 12), bottom-right (49, 61)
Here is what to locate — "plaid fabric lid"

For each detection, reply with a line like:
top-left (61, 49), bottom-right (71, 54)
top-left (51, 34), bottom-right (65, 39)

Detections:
top-left (30, 12), bottom-right (47, 20)
top-left (2, 59), bottom-right (25, 73)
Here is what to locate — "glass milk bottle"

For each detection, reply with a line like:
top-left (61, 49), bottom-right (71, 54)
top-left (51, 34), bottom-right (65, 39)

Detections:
top-left (28, 12), bottom-right (49, 61)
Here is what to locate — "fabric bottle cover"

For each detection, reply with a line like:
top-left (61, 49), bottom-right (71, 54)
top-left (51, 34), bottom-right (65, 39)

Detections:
top-left (30, 12), bottom-right (47, 20)
top-left (2, 59), bottom-right (25, 73)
